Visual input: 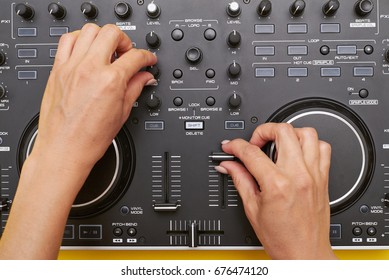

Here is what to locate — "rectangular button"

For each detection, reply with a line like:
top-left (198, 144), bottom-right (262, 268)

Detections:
top-left (255, 46), bottom-right (275, 56)
top-left (321, 67), bottom-right (341, 77)
top-left (254, 24), bottom-right (275, 34)
top-left (63, 225), bottom-right (74, 239)
top-left (225, 121), bottom-right (245, 130)
top-left (255, 67), bottom-right (275, 78)
top-left (18, 49), bottom-right (37, 58)
top-left (287, 45), bottom-right (308, 55)
top-left (353, 67), bottom-right (374, 77)
top-left (18, 71), bottom-right (37, 80)
top-left (18, 27), bottom-right (37, 37)
top-left (320, 23), bottom-right (340, 33)
top-left (287, 24), bottom-right (307, 34)
top-left (185, 121), bottom-right (204, 130)
top-left (337, 45), bottom-right (357, 55)
top-left (329, 224), bottom-right (341, 239)
top-left (50, 27), bottom-right (69, 37)
top-left (288, 67), bottom-right (308, 77)
top-left (145, 121), bottom-right (164, 131)
top-left (49, 49), bottom-right (57, 58)
top-left (79, 225), bottom-right (102, 239)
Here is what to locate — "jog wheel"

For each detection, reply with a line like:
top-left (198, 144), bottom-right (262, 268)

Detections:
top-left (17, 115), bottom-right (135, 218)
top-left (267, 98), bottom-right (375, 214)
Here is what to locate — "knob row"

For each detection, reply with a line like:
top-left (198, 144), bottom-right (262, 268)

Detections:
top-left (15, 0), bottom-right (375, 21)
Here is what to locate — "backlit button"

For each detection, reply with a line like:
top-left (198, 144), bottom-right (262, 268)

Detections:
top-left (255, 46), bottom-right (275, 56)
top-left (288, 45), bottom-right (308, 56)
top-left (18, 71), bottom-right (37, 80)
top-left (354, 66), bottom-right (374, 77)
top-left (79, 225), bottom-right (102, 239)
top-left (63, 225), bottom-right (75, 239)
top-left (49, 27), bottom-right (69, 37)
top-left (50, 49), bottom-right (57, 58)
top-left (359, 89), bottom-right (369, 98)
top-left (337, 45), bottom-right (357, 55)
top-left (225, 121), bottom-right (245, 130)
top-left (145, 121), bottom-right (164, 131)
top-left (321, 67), bottom-right (341, 77)
top-left (254, 24), bottom-right (275, 34)
top-left (287, 24), bottom-right (307, 34)
top-left (185, 121), bottom-right (204, 130)
top-left (288, 67), bottom-right (308, 77)
top-left (255, 67), bottom-right (275, 78)
top-left (329, 224), bottom-right (342, 239)
top-left (364, 45), bottom-right (374, 55)
top-left (360, 204), bottom-right (370, 213)
top-left (18, 27), bottom-right (37, 37)
top-left (18, 49), bottom-right (37, 58)
top-left (320, 23), bottom-right (340, 33)
top-left (320, 45), bottom-right (330, 55)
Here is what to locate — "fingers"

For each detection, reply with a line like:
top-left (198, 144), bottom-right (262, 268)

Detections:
top-left (52, 30), bottom-right (80, 70)
top-left (319, 140), bottom-right (332, 180)
top-left (69, 23), bottom-right (101, 63)
top-left (294, 127), bottom-right (320, 173)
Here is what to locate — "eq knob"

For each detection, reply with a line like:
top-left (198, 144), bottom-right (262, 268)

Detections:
top-left (290, 0), bottom-right (306, 17)
top-left (227, 1), bottom-right (241, 18)
top-left (48, 3), bottom-right (67, 20)
top-left (15, 3), bottom-right (35, 20)
top-left (323, 0), bottom-right (340, 16)
top-left (227, 30), bottom-right (241, 48)
top-left (81, 2), bottom-right (98, 19)
top-left (0, 85), bottom-right (5, 99)
top-left (0, 51), bottom-right (6, 66)
top-left (146, 2), bottom-right (161, 18)
top-left (384, 193), bottom-right (389, 208)
top-left (355, 0), bottom-right (373, 17)
top-left (257, 0), bottom-right (272, 17)
top-left (146, 94), bottom-right (161, 110)
top-left (185, 47), bottom-right (203, 64)
top-left (114, 2), bottom-right (132, 19)
top-left (228, 93), bottom-right (242, 108)
top-left (227, 62), bottom-right (241, 78)
top-left (146, 32), bottom-right (161, 49)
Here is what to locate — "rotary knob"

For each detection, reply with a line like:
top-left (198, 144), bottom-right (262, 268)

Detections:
top-left (146, 32), bottom-right (161, 49)
top-left (146, 94), bottom-right (161, 110)
top-left (81, 2), bottom-right (98, 19)
top-left (227, 30), bottom-right (241, 48)
top-left (384, 193), bottom-right (389, 207)
top-left (227, 1), bottom-right (241, 17)
top-left (227, 62), bottom-right (241, 78)
top-left (355, 0), bottom-right (374, 17)
top-left (48, 3), bottom-right (67, 20)
top-left (257, 0), bottom-right (272, 17)
top-left (0, 85), bottom-right (5, 99)
top-left (15, 3), bottom-right (35, 20)
top-left (146, 2), bottom-right (161, 18)
top-left (323, 0), bottom-right (340, 16)
top-left (290, 0), bottom-right (306, 17)
top-left (0, 51), bottom-right (6, 66)
top-left (228, 93), bottom-right (242, 108)
top-left (185, 47), bottom-right (203, 64)
top-left (114, 2), bottom-right (132, 19)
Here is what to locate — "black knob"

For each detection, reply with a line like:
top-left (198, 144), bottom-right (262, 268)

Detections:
top-left (146, 32), bottom-right (161, 49)
top-left (384, 193), bottom-right (389, 208)
top-left (146, 94), bottom-right (161, 110)
top-left (323, 0), bottom-right (340, 16)
top-left (257, 0), bottom-right (272, 17)
top-left (355, 0), bottom-right (374, 17)
top-left (0, 85), bottom-right (5, 99)
top-left (227, 1), bottom-right (241, 17)
top-left (227, 62), bottom-right (241, 78)
top-left (185, 47), bottom-right (203, 64)
top-left (114, 2), bottom-right (132, 19)
top-left (227, 30), bottom-right (241, 48)
top-left (146, 2), bottom-right (161, 18)
top-left (146, 65), bottom-right (160, 79)
top-left (290, 0), bottom-right (306, 17)
top-left (81, 2), bottom-right (98, 19)
top-left (228, 93), bottom-right (242, 108)
top-left (15, 3), bottom-right (35, 20)
top-left (0, 51), bottom-right (6, 66)
top-left (48, 3), bottom-right (67, 20)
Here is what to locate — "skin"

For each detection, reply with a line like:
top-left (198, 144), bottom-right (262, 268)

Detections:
top-left (0, 23), bottom-right (336, 259)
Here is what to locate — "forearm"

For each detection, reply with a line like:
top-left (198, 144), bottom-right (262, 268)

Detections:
top-left (0, 151), bottom-right (92, 259)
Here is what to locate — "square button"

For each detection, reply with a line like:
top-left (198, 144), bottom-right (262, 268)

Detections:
top-left (287, 24), bottom-right (307, 34)
top-left (18, 28), bottom-right (37, 37)
top-left (255, 68), bottom-right (275, 78)
top-left (287, 45), bottom-right (308, 56)
top-left (321, 67), bottom-right (341, 77)
top-left (18, 49), bottom-right (37, 58)
top-left (320, 23), bottom-right (340, 33)
top-left (353, 67), bottom-right (374, 77)
top-left (255, 24), bottom-right (275, 34)
top-left (330, 224), bottom-right (342, 239)
top-left (255, 46), bottom-right (275, 56)
top-left (50, 27), bottom-right (69, 37)
top-left (79, 225), bottom-right (102, 239)
top-left (288, 68), bottom-right (308, 77)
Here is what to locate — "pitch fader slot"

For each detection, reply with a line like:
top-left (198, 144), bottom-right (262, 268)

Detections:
top-left (152, 152), bottom-right (181, 211)
top-left (0, 167), bottom-right (12, 237)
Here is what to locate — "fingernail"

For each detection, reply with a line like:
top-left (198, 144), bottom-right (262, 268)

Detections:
top-left (146, 78), bottom-right (157, 86)
top-left (221, 140), bottom-right (231, 145)
top-left (214, 165), bottom-right (229, 175)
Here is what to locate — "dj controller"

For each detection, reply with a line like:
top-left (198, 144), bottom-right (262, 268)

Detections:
top-left (1, 0), bottom-right (389, 249)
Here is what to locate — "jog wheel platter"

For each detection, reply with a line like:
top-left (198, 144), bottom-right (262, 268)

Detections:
top-left (17, 116), bottom-right (135, 218)
top-left (267, 99), bottom-right (375, 214)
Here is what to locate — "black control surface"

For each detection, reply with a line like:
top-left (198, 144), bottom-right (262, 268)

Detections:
top-left (1, 0), bottom-right (389, 249)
